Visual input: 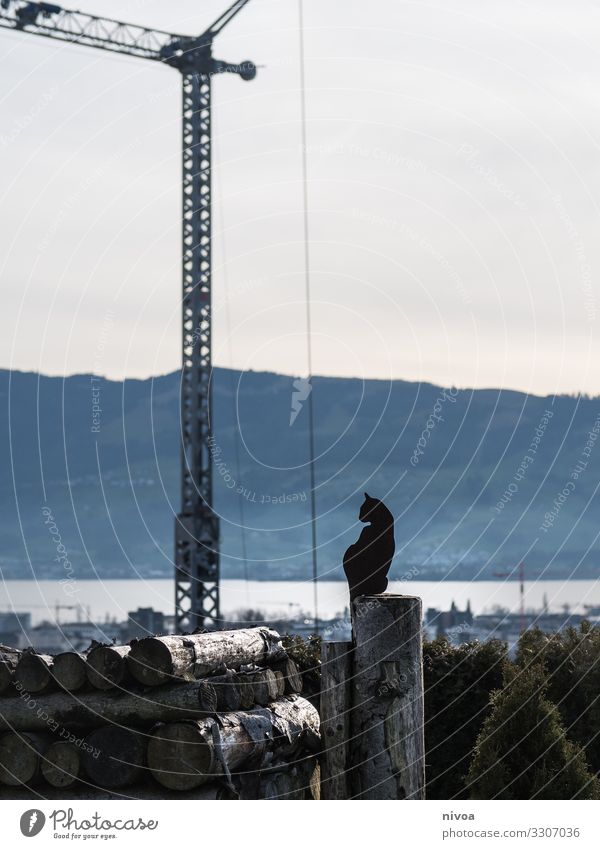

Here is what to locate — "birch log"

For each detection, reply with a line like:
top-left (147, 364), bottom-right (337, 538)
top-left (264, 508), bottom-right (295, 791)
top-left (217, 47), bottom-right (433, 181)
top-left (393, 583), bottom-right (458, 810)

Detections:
top-left (272, 657), bottom-right (303, 694)
top-left (350, 594), bottom-right (425, 800)
top-left (320, 640), bottom-right (352, 800)
top-left (52, 652), bottom-right (87, 692)
top-left (0, 679), bottom-right (219, 731)
top-left (40, 741), bottom-right (81, 789)
top-left (235, 673), bottom-right (255, 710)
top-left (128, 627), bottom-right (285, 686)
top-left (148, 694), bottom-right (320, 791)
top-left (0, 732), bottom-right (51, 786)
top-left (0, 662), bottom-right (13, 694)
top-left (15, 653), bottom-right (54, 694)
top-left (261, 759), bottom-right (321, 800)
top-left (0, 645), bottom-right (19, 658)
top-left (0, 646), bottom-right (20, 694)
top-left (210, 672), bottom-right (243, 712)
top-left (273, 670), bottom-right (285, 697)
top-left (86, 645), bottom-right (130, 690)
top-left (248, 668), bottom-right (278, 706)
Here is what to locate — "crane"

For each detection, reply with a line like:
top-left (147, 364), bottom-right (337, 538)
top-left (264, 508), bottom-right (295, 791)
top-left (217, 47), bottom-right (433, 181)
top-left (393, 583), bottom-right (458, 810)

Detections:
top-left (0, 0), bottom-right (257, 631)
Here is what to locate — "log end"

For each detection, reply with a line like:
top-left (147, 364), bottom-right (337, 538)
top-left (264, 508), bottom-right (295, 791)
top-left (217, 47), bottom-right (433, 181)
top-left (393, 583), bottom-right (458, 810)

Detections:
top-left (52, 653), bottom-right (87, 692)
top-left (0, 733), bottom-right (41, 786)
top-left (86, 647), bottom-right (127, 690)
top-left (148, 721), bottom-right (215, 791)
top-left (128, 639), bottom-right (173, 687)
top-left (82, 726), bottom-right (146, 789)
top-left (41, 742), bottom-right (80, 789)
top-left (14, 654), bottom-right (52, 695)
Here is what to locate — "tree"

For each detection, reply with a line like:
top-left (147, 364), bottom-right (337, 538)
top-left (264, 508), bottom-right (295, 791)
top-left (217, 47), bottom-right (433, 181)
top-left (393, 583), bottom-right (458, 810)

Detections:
top-left (516, 623), bottom-right (600, 773)
top-left (423, 637), bottom-right (506, 799)
top-left (467, 662), bottom-right (599, 800)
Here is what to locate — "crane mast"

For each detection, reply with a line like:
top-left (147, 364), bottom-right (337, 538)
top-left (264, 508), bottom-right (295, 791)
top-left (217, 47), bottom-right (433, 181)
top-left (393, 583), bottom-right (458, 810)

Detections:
top-left (0, 0), bottom-right (256, 631)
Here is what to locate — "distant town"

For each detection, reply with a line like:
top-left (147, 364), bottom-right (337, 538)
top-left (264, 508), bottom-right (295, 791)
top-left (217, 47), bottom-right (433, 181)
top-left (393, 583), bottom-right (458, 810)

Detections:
top-left (2, 597), bottom-right (599, 657)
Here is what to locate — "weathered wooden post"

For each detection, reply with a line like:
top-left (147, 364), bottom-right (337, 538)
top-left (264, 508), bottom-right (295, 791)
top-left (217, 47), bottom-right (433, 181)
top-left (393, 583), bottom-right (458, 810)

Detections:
top-left (320, 641), bottom-right (352, 800)
top-left (350, 594), bottom-right (425, 799)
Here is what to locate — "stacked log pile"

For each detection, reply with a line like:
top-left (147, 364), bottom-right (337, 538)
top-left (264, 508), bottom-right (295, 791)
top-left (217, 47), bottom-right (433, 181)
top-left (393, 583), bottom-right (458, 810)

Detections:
top-left (0, 628), bottom-right (320, 800)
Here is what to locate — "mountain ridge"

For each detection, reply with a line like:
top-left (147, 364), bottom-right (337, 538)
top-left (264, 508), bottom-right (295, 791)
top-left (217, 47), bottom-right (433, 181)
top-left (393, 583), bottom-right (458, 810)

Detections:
top-left (1, 367), bottom-right (598, 582)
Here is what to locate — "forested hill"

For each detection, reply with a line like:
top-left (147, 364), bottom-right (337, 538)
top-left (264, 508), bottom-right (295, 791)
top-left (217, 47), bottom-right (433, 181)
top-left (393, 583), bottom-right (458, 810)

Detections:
top-left (1, 368), bottom-right (598, 581)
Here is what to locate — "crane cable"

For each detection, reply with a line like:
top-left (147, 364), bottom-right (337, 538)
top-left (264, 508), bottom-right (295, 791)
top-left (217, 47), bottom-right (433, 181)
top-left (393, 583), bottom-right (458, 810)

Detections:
top-left (298, 0), bottom-right (319, 634)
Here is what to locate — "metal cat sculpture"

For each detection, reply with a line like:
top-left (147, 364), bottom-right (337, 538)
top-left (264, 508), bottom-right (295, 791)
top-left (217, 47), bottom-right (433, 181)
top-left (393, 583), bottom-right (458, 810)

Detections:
top-left (343, 493), bottom-right (395, 602)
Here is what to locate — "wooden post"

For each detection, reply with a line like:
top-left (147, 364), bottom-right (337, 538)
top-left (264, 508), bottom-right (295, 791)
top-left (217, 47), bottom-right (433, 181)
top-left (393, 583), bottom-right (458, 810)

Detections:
top-left (350, 594), bottom-right (425, 800)
top-left (320, 641), bottom-right (352, 800)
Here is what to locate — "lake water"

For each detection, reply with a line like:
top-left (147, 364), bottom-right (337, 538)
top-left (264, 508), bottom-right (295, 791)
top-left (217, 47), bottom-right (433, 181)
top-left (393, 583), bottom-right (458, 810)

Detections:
top-left (1, 578), bottom-right (600, 625)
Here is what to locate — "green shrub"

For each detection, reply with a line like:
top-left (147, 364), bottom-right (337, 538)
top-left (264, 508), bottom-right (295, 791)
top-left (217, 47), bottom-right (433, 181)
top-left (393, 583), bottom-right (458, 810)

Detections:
top-left (282, 631), bottom-right (600, 799)
top-left (423, 637), bottom-right (506, 799)
top-left (516, 623), bottom-right (600, 773)
top-left (282, 633), bottom-right (321, 698)
top-left (467, 662), bottom-right (599, 799)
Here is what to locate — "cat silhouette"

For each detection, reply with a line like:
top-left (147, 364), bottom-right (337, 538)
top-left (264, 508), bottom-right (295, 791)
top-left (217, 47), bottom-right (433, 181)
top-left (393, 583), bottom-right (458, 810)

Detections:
top-left (343, 493), bottom-right (395, 601)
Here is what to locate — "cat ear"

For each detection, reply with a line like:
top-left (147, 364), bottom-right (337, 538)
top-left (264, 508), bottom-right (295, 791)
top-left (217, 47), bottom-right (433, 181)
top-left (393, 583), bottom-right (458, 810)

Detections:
top-left (364, 492), bottom-right (370, 498)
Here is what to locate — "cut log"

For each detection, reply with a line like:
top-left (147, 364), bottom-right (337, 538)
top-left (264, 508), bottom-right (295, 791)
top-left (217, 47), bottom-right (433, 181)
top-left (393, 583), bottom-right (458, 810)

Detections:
top-left (128, 627), bottom-right (285, 686)
top-left (14, 653), bottom-right (54, 694)
top-left (273, 669), bottom-right (285, 697)
top-left (148, 694), bottom-right (320, 791)
top-left (40, 741), bottom-right (81, 789)
top-left (86, 645), bottom-right (130, 690)
top-left (0, 779), bottom-right (236, 800)
top-left (148, 719), bottom-right (213, 791)
top-left (0, 645), bottom-right (20, 658)
top-left (0, 661), bottom-right (15, 695)
top-left (350, 594), bottom-right (425, 800)
top-left (0, 679), bottom-right (218, 732)
top-left (235, 673), bottom-right (255, 710)
top-left (52, 652), bottom-right (87, 692)
top-left (250, 668), bottom-right (278, 706)
top-left (211, 672), bottom-right (242, 712)
top-left (261, 758), bottom-right (320, 800)
top-left (270, 696), bottom-right (320, 760)
top-left (82, 726), bottom-right (146, 788)
top-left (0, 647), bottom-right (20, 695)
top-left (0, 732), bottom-right (50, 786)
top-left (320, 641), bottom-right (352, 800)
top-left (272, 657), bottom-right (303, 694)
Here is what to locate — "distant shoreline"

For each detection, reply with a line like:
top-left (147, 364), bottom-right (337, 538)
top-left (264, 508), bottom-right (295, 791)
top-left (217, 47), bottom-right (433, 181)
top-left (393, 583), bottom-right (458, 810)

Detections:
top-left (2, 575), bottom-right (597, 583)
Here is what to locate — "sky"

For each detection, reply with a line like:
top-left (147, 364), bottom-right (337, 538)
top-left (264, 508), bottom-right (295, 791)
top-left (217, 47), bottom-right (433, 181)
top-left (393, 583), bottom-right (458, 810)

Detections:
top-left (1, 0), bottom-right (600, 395)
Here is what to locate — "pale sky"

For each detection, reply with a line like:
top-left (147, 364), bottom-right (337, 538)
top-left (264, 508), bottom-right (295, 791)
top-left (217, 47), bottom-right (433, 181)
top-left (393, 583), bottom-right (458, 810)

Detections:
top-left (1, 0), bottom-right (600, 395)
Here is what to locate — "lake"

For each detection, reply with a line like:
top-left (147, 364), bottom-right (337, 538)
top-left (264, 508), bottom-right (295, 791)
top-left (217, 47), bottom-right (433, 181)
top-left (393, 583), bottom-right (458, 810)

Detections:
top-left (1, 578), bottom-right (600, 625)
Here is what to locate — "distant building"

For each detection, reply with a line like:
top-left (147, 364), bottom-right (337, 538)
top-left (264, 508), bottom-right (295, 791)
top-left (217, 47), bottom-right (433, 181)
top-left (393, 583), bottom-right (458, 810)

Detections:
top-left (121, 607), bottom-right (165, 641)
top-left (425, 600), bottom-right (474, 643)
top-left (0, 611), bottom-right (32, 632)
top-left (0, 611), bottom-right (32, 649)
